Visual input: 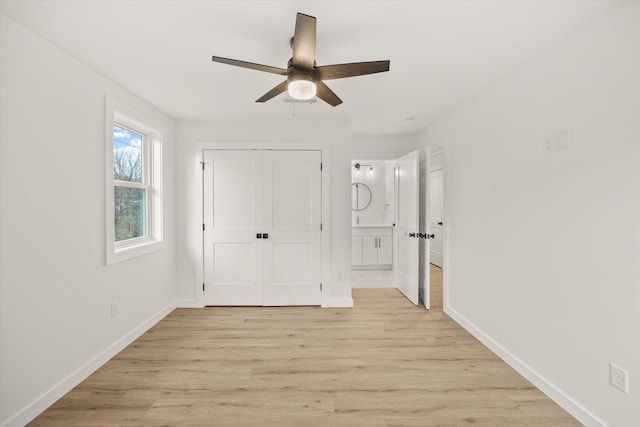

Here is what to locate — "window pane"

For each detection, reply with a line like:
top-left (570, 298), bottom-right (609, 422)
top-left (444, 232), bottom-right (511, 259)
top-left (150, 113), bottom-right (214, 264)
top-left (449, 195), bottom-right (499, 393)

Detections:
top-left (113, 125), bottom-right (143, 183)
top-left (114, 186), bottom-right (147, 241)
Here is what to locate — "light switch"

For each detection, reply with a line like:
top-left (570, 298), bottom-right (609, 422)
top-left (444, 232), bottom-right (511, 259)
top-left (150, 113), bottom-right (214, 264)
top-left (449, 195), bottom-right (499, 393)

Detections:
top-left (554, 130), bottom-right (570, 151)
top-left (545, 130), bottom-right (570, 153)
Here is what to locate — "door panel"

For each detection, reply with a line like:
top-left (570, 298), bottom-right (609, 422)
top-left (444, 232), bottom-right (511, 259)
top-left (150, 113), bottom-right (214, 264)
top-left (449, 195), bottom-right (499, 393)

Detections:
top-left (395, 150), bottom-right (419, 305)
top-left (420, 149), bottom-right (433, 309)
top-left (204, 150), bottom-right (262, 305)
top-left (271, 158), bottom-right (314, 230)
top-left (212, 158), bottom-right (255, 229)
top-left (267, 242), bottom-right (316, 305)
top-left (378, 236), bottom-right (393, 265)
top-left (262, 151), bottom-right (322, 306)
top-left (362, 236), bottom-right (378, 265)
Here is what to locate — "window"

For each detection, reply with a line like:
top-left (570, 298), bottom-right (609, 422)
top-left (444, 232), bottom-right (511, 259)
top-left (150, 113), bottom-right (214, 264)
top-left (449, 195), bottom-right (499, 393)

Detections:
top-left (113, 125), bottom-right (147, 241)
top-left (106, 98), bottom-right (164, 264)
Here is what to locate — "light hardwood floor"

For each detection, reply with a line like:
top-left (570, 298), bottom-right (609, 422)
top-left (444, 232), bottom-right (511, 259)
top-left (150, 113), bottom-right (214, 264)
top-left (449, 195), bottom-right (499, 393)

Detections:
top-left (29, 285), bottom-right (580, 426)
top-left (430, 263), bottom-right (443, 310)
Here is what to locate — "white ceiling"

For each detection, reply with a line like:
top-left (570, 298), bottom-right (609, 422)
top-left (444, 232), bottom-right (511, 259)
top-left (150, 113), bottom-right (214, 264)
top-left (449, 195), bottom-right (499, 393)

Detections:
top-left (0, 0), bottom-right (621, 135)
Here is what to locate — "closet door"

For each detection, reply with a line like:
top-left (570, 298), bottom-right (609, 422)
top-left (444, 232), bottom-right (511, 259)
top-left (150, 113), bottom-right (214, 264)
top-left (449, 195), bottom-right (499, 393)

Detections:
top-left (203, 150), bottom-right (262, 305)
top-left (262, 151), bottom-right (322, 306)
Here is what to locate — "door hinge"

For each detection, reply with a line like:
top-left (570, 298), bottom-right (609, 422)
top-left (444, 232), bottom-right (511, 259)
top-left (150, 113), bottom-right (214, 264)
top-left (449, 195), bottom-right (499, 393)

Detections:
top-left (320, 162), bottom-right (323, 171)
top-left (202, 224), bottom-right (205, 231)
top-left (201, 162), bottom-right (205, 170)
top-left (202, 283), bottom-right (205, 292)
top-left (320, 223), bottom-right (323, 231)
top-left (320, 283), bottom-right (323, 291)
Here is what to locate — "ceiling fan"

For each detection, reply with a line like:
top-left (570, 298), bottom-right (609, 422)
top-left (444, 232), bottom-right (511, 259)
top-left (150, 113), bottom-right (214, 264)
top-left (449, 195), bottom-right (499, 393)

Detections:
top-left (212, 12), bottom-right (390, 107)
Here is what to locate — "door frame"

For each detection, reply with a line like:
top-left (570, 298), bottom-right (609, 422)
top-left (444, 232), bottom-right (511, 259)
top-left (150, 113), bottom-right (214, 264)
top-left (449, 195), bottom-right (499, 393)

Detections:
top-left (194, 141), bottom-right (331, 308)
top-left (423, 145), bottom-right (448, 311)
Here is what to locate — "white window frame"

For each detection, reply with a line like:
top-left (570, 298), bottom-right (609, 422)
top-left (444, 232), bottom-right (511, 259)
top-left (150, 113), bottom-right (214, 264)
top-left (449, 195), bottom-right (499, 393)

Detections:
top-left (105, 97), bottom-right (165, 265)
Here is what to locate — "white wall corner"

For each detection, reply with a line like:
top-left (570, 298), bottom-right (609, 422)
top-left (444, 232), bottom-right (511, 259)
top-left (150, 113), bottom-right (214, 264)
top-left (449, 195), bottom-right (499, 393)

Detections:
top-left (444, 304), bottom-right (608, 427)
top-left (1, 303), bottom-right (176, 427)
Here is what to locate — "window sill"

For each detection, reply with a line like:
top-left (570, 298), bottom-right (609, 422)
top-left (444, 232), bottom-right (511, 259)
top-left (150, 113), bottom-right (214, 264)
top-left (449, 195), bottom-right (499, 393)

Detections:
top-left (106, 239), bottom-right (166, 265)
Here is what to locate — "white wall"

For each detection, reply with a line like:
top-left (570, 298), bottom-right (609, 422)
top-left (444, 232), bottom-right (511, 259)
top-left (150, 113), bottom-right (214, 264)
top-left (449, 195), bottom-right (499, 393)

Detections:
top-left (352, 135), bottom-right (417, 159)
top-left (175, 120), bottom-right (353, 307)
top-left (418, 4), bottom-right (639, 426)
top-left (0, 15), bottom-right (176, 427)
top-left (351, 160), bottom-right (393, 226)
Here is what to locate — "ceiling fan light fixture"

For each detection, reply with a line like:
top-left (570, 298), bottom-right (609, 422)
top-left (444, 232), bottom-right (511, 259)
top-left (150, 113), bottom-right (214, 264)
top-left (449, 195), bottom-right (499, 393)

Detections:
top-left (288, 74), bottom-right (317, 100)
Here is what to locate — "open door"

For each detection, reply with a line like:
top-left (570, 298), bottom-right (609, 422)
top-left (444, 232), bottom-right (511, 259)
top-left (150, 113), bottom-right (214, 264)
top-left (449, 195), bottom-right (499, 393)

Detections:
top-left (394, 150), bottom-right (419, 304)
top-left (419, 148), bottom-right (431, 309)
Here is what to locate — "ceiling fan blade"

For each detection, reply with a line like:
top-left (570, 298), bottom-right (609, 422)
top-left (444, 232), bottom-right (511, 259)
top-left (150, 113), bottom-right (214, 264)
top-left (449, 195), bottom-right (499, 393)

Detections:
top-left (255, 80), bottom-right (288, 103)
top-left (212, 56), bottom-right (287, 75)
top-left (292, 13), bottom-right (316, 71)
top-left (316, 60), bottom-right (390, 80)
top-left (316, 81), bottom-right (342, 107)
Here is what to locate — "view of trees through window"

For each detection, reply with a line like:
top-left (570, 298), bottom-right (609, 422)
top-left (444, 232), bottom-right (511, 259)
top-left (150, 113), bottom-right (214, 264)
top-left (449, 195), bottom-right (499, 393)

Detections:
top-left (113, 125), bottom-right (146, 241)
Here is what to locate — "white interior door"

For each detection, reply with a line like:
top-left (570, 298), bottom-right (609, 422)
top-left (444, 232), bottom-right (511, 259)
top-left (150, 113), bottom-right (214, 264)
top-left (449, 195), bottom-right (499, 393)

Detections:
top-left (203, 150), bottom-right (262, 305)
top-left (203, 150), bottom-right (321, 306)
top-left (429, 169), bottom-right (444, 268)
top-left (394, 150), bottom-right (419, 304)
top-left (261, 150), bottom-right (322, 306)
top-left (419, 149), bottom-right (431, 309)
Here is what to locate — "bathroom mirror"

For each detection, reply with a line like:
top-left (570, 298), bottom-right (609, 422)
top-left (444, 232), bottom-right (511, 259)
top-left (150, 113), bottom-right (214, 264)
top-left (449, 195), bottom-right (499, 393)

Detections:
top-left (352, 182), bottom-right (372, 211)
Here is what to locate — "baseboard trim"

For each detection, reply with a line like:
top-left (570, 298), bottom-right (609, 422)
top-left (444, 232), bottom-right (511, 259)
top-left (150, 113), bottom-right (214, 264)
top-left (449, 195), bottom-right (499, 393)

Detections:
top-left (2, 302), bottom-right (176, 427)
top-left (444, 304), bottom-right (607, 427)
top-left (323, 297), bottom-right (354, 308)
top-left (175, 298), bottom-right (203, 308)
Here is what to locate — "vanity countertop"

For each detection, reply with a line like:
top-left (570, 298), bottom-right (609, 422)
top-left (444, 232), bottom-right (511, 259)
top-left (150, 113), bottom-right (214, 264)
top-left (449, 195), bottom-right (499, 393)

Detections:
top-left (352, 224), bottom-right (393, 228)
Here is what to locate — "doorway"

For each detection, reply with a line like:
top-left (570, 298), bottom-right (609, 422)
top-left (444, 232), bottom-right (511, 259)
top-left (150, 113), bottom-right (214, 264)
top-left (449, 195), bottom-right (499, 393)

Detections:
top-left (351, 151), bottom-right (420, 305)
top-left (420, 148), bottom-right (445, 310)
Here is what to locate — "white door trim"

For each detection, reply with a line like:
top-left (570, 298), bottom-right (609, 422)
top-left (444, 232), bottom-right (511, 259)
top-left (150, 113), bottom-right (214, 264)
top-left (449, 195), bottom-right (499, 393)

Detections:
top-left (426, 143), bottom-right (448, 311)
top-left (194, 141), bottom-right (331, 308)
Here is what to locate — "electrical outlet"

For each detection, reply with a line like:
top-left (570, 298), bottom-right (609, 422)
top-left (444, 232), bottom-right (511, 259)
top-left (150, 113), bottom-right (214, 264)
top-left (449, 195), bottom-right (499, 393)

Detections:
top-left (110, 301), bottom-right (118, 318)
top-left (610, 363), bottom-right (629, 394)
top-left (544, 130), bottom-right (570, 153)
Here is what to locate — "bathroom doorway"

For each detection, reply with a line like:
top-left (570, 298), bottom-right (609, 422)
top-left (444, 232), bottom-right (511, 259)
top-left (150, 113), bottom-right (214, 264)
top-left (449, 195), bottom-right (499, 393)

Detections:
top-left (351, 151), bottom-right (420, 306)
top-left (351, 158), bottom-right (397, 288)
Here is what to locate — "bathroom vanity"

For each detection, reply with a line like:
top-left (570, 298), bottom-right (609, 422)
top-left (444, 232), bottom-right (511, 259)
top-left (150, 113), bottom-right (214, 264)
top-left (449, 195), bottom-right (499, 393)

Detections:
top-left (352, 226), bottom-right (393, 270)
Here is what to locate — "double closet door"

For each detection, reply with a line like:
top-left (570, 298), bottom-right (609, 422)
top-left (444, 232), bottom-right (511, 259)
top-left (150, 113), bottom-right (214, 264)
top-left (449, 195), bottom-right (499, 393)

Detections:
top-left (203, 149), bottom-right (322, 306)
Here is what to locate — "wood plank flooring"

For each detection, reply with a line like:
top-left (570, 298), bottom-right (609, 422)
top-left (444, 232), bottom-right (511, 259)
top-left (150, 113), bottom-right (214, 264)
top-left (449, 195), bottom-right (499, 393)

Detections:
top-left (29, 287), bottom-right (580, 426)
top-left (430, 263), bottom-right (443, 310)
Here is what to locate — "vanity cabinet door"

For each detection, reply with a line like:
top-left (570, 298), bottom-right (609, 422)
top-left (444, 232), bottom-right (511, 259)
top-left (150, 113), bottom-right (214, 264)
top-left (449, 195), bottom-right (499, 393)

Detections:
top-left (362, 236), bottom-right (379, 265)
top-left (352, 236), bottom-right (363, 265)
top-left (378, 236), bottom-right (393, 265)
